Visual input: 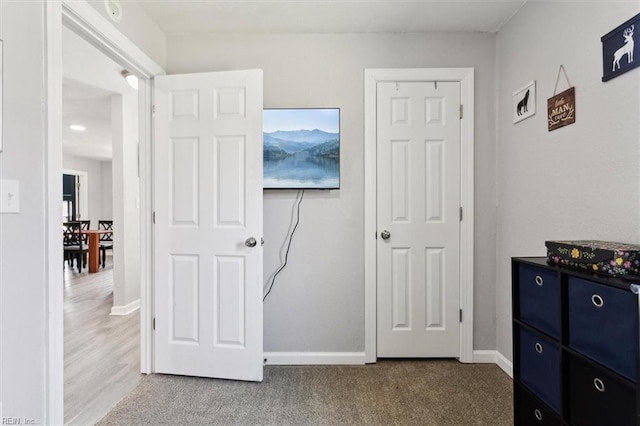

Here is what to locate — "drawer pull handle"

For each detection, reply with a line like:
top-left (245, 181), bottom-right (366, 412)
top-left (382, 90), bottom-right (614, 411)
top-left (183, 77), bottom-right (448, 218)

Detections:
top-left (534, 408), bottom-right (543, 421)
top-left (534, 275), bottom-right (544, 286)
top-left (591, 294), bottom-right (604, 308)
top-left (594, 377), bottom-right (605, 392)
top-left (535, 342), bottom-right (543, 354)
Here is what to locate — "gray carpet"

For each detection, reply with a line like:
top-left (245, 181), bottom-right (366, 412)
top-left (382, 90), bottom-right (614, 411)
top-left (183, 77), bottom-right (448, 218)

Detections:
top-left (98, 360), bottom-right (513, 425)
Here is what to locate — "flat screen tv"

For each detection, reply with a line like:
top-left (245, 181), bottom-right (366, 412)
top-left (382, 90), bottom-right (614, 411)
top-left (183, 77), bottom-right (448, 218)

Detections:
top-left (263, 108), bottom-right (340, 189)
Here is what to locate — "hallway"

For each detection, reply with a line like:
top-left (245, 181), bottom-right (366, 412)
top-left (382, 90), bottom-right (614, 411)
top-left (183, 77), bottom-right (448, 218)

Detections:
top-left (64, 260), bottom-right (141, 425)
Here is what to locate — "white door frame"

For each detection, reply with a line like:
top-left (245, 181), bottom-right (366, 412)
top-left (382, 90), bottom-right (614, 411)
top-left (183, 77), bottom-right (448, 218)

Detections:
top-left (363, 68), bottom-right (475, 364)
top-left (45, 1), bottom-right (164, 423)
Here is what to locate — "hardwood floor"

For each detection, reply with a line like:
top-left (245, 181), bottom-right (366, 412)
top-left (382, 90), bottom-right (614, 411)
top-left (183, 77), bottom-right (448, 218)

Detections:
top-left (64, 257), bottom-right (141, 425)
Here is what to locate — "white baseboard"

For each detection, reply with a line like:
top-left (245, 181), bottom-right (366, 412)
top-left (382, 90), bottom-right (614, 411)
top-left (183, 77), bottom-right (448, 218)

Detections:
top-left (110, 298), bottom-right (140, 316)
top-left (263, 350), bottom-right (512, 375)
top-left (263, 352), bottom-right (367, 365)
top-left (472, 350), bottom-right (513, 378)
top-left (472, 350), bottom-right (499, 364)
top-left (495, 351), bottom-right (513, 378)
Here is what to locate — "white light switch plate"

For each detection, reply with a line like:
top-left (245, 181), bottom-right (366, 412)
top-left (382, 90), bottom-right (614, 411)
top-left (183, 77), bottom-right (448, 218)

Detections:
top-left (0, 179), bottom-right (20, 213)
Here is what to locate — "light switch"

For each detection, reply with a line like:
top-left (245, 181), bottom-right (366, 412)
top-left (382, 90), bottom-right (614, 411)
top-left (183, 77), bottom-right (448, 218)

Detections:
top-left (0, 179), bottom-right (20, 213)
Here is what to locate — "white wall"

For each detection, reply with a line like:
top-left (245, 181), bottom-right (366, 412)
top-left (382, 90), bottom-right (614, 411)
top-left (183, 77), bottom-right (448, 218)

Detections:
top-left (86, 0), bottom-right (166, 69)
top-left (167, 32), bottom-right (498, 352)
top-left (101, 161), bottom-right (113, 220)
top-left (0, 2), bottom-right (47, 423)
top-left (111, 94), bottom-right (140, 310)
top-left (495, 2), bottom-right (640, 361)
top-left (63, 153), bottom-right (112, 225)
top-left (0, 1), bottom-right (148, 421)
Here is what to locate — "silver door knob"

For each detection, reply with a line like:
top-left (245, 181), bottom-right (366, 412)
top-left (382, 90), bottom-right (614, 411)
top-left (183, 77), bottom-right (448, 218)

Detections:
top-left (380, 230), bottom-right (391, 240)
top-left (245, 237), bottom-right (257, 248)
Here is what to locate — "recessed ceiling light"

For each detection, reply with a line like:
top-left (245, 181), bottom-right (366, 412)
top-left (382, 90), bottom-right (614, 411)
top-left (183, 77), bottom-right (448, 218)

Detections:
top-left (69, 124), bottom-right (86, 132)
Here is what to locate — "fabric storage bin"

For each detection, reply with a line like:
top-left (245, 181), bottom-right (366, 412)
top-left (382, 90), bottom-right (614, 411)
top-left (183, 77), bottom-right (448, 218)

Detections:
top-left (518, 264), bottom-right (560, 338)
top-left (516, 384), bottom-right (562, 425)
top-left (518, 326), bottom-right (561, 413)
top-left (568, 353), bottom-right (636, 426)
top-left (568, 276), bottom-right (638, 381)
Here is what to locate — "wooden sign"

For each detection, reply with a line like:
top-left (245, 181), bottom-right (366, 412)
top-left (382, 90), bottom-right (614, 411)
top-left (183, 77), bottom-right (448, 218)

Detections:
top-left (547, 87), bottom-right (575, 132)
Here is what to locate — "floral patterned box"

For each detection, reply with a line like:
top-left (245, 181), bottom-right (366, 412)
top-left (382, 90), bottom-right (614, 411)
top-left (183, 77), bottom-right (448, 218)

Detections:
top-left (546, 240), bottom-right (640, 276)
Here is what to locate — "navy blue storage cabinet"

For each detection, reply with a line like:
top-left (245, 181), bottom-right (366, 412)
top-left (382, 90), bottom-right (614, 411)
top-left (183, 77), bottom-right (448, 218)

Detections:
top-left (512, 257), bottom-right (640, 425)
top-left (517, 326), bottom-right (562, 412)
top-left (518, 264), bottom-right (560, 338)
top-left (568, 276), bottom-right (638, 381)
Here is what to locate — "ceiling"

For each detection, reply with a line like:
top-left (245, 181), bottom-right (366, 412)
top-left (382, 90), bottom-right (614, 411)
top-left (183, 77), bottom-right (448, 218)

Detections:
top-left (62, 26), bottom-right (136, 161)
top-left (63, 80), bottom-right (113, 161)
top-left (137, 0), bottom-right (528, 35)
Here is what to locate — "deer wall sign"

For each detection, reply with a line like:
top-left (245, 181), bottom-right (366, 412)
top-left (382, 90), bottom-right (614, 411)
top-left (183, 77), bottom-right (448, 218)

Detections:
top-left (613, 25), bottom-right (634, 71)
top-left (602, 13), bottom-right (640, 82)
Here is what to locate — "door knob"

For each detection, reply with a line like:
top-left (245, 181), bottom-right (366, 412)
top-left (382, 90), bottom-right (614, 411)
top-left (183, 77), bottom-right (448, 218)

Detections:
top-left (245, 237), bottom-right (257, 248)
top-left (380, 230), bottom-right (391, 240)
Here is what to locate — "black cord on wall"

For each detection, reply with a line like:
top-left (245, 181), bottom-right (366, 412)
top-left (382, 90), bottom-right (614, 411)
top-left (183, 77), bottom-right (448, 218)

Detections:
top-left (263, 189), bottom-right (305, 302)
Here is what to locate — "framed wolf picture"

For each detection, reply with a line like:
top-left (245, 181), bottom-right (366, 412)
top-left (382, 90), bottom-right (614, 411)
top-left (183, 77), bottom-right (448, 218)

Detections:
top-left (513, 80), bottom-right (536, 123)
top-left (602, 13), bottom-right (640, 82)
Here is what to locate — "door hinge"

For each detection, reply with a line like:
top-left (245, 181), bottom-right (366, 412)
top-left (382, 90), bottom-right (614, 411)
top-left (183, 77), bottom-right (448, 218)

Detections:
top-left (460, 104), bottom-right (463, 119)
top-left (459, 207), bottom-right (463, 222)
top-left (153, 318), bottom-right (156, 330)
top-left (152, 211), bottom-right (156, 224)
top-left (459, 309), bottom-right (463, 322)
top-left (152, 104), bottom-right (156, 117)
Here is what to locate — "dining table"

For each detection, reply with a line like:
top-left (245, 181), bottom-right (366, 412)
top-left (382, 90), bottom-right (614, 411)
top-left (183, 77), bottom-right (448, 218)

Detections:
top-left (81, 229), bottom-right (112, 273)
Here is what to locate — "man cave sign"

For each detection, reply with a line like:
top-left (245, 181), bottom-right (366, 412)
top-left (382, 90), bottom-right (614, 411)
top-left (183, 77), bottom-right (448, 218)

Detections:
top-left (547, 87), bottom-right (575, 132)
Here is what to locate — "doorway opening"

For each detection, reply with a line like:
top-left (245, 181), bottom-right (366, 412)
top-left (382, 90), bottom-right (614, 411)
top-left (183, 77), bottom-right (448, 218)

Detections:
top-left (46, 2), bottom-right (162, 423)
top-left (63, 173), bottom-right (78, 221)
top-left (62, 24), bottom-right (141, 425)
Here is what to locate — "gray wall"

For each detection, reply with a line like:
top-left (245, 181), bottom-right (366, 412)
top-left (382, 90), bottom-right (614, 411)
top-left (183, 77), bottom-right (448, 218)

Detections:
top-left (495, 2), bottom-right (640, 361)
top-left (0, 2), bottom-right (48, 422)
top-left (167, 32), bottom-right (498, 352)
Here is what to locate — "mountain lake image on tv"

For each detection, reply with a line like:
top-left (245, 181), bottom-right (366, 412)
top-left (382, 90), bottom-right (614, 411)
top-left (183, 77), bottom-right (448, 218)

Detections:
top-left (263, 108), bottom-right (340, 189)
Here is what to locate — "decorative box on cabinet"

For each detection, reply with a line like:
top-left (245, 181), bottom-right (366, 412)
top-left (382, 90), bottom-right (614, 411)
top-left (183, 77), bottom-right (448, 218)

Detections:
top-left (512, 257), bottom-right (640, 425)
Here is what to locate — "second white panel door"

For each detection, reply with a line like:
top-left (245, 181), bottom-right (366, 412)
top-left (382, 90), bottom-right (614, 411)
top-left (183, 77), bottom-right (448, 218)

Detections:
top-left (376, 81), bottom-right (461, 358)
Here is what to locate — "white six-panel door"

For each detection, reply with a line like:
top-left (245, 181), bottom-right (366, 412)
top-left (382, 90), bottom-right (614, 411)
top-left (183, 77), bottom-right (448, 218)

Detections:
top-left (376, 81), bottom-right (461, 358)
top-left (154, 70), bottom-right (263, 381)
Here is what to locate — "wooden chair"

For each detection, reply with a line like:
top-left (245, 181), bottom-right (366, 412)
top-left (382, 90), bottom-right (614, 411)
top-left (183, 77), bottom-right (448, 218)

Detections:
top-left (63, 221), bottom-right (88, 273)
top-left (80, 220), bottom-right (91, 243)
top-left (80, 220), bottom-right (91, 230)
top-left (98, 220), bottom-right (113, 268)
